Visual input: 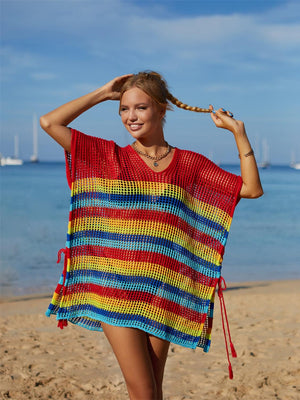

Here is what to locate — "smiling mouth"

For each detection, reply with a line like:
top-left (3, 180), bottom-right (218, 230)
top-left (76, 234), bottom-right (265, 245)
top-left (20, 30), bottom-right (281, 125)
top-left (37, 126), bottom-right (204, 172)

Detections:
top-left (129, 124), bottom-right (143, 130)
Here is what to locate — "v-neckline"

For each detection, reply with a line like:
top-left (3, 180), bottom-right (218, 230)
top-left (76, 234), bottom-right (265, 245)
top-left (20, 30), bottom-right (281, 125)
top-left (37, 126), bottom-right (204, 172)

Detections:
top-left (126, 144), bottom-right (178, 175)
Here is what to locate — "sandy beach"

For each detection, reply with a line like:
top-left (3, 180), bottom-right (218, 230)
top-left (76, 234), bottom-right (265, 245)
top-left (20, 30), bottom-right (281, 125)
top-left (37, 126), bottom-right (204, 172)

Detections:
top-left (1, 279), bottom-right (299, 400)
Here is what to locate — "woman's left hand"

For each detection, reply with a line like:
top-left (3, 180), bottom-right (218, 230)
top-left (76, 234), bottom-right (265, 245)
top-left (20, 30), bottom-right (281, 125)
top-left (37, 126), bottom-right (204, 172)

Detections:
top-left (209, 105), bottom-right (244, 135)
top-left (209, 105), bottom-right (263, 199)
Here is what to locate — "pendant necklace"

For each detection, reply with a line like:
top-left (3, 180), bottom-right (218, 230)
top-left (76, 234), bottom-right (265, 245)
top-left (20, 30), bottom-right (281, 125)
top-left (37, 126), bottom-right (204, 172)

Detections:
top-left (132, 141), bottom-right (171, 167)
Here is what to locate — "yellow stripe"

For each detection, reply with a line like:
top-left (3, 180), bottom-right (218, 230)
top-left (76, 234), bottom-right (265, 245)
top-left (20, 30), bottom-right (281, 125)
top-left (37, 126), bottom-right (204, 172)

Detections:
top-left (68, 221), bottom-right (72, 235)
top-left (71, 216), bottom-right (223, 266)
top-left (61, 293), bottom-right (204, 336)
top-left (72, 178), bottom-right (232, 230)
top-left (71, 255), bottom-right (215, 301)
top-left (51, 291), bottom-right (60, 304)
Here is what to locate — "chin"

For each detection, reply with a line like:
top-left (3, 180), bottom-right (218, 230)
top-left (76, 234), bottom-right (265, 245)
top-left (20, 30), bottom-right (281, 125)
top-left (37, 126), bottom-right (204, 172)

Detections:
top-left (128, 131), bottom-right (147, 140)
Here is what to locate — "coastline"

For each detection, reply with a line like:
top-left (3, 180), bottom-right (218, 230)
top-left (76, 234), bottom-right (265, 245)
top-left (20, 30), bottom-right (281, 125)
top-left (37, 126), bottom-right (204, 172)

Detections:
top-left (1, 279), bottom-right (299, 399)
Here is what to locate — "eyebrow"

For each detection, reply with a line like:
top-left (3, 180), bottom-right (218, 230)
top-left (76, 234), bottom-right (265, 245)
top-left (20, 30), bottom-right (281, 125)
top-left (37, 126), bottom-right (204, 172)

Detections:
top-left (120, 102), bottom-right (150, 107)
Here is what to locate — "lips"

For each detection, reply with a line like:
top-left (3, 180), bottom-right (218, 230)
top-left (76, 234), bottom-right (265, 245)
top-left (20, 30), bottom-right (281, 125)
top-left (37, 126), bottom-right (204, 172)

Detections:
top-left (129, 124), bottom-right (143, 131)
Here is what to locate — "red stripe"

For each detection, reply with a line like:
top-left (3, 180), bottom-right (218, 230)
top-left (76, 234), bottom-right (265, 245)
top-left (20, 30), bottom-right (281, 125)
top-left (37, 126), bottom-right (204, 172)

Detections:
top-left (64, 283), bottom-right (205, 323)
top-left (70, 245), bottom-right (218, 288)
top-left (71, 206), bottom-right (224, 253)
top-left (54, 283), bottom-right (63, 295)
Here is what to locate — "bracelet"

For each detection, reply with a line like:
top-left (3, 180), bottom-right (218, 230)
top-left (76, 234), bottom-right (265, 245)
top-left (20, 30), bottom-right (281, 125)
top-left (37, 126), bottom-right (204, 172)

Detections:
top-left (239, 149), bottom-right (254, 159)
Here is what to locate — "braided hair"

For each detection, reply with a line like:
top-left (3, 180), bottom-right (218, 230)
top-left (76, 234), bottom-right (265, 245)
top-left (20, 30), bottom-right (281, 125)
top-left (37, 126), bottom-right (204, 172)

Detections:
top-left (166, 92), bottom-right (210, 113)
top-left (120, 71), bottom-right (210, 114)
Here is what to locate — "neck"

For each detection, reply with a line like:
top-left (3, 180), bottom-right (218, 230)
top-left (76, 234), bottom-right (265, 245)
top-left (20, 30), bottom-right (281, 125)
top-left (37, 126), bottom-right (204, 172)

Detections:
top-left (134, 139), bottom-right (168, 155)
top-left (134, 131), bottom-right (167, 153)
top-left (132, 140), bottom-right (171, 166)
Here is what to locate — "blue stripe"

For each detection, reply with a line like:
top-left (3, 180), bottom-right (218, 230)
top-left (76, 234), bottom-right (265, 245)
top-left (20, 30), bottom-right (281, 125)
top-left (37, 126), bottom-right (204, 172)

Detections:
top-left (67, 270), bottom-right (210, 313)
top-left (203, 339), bottom-right (211, 352)
top-left (68, 231), bottom-right (222, 278)
top-left (52, 304), bottom-right (200, 346)
top-left (71, 192), bottom-right (227, 239)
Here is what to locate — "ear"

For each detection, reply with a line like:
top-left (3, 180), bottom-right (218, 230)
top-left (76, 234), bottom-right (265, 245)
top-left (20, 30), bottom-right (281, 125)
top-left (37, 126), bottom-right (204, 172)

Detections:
top-left (159, 104), bottom-right (167, 120)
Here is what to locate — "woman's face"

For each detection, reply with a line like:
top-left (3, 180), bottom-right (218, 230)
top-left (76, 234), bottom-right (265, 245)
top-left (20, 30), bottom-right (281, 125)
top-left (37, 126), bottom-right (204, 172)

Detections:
top-left (120, 87), bottom-right (165, 141)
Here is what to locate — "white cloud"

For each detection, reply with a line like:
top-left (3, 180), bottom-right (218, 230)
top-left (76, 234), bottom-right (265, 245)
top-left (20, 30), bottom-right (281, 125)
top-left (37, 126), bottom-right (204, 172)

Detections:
top-left (0, 46), bottom-right (38, 69)
top-left (260, 23), bottom-right (300, 47)
top-left (0, 46), bottom-right (40, 82)
top-left (3, 1), bottom-right (300, 76)
top-left (80, 1), bottom-right (300, 72)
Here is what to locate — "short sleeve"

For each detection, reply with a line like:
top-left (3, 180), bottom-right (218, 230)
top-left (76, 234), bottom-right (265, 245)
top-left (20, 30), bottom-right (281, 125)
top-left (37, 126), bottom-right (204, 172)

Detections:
top-left (208, 163), bottom-right (243, 217)
top-left (179, 150), bottom-right (243, 219)
top-left (64, 128), bottom-right (117, 189)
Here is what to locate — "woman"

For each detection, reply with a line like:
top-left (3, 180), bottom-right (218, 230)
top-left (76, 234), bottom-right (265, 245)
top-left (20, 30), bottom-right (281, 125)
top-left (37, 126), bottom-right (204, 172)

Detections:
top-left (41, 71), bottom-right (263, 400)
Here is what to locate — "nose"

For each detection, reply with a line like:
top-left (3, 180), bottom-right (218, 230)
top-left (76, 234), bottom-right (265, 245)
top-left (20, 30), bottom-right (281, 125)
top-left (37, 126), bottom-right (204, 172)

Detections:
top-left (128, 108), bottom-right (137, 121)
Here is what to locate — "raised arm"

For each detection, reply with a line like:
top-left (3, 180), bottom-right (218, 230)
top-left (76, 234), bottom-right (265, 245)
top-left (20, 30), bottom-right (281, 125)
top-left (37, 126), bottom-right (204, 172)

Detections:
top-left (40, 74), bottom-right (133, 152)
top-left (210, 107), bottom-right (263, 199)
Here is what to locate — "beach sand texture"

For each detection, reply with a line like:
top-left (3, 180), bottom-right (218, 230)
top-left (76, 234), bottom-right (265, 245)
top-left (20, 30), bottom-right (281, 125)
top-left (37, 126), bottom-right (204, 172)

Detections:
top-left (1, 280), bottom-right (299, 400)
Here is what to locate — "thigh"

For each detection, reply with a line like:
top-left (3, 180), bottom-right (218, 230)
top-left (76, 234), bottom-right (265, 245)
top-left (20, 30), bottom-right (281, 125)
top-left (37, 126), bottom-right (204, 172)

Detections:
top-left (101, 322), bottom-right (155, 388)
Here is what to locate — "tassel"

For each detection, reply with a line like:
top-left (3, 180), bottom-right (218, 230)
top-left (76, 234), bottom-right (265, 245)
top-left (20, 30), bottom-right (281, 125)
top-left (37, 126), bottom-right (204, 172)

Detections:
top-left (228, 363), bottom-right (233, 379)
top-left (230, 342), bottom-right (237, 358)
top-left (57, 319), bottom-right (68, 329)
top-left (57, 248), bottom-right (66, 264)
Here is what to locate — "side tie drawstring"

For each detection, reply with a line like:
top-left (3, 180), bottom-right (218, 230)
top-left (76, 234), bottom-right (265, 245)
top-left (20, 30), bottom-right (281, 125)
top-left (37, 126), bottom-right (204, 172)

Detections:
top-left (57, 248), bottom-right (68, 289)
top-left (57, 248), bottom-right (66, 264)
top-left (218, 276), bottom-right (237, 379)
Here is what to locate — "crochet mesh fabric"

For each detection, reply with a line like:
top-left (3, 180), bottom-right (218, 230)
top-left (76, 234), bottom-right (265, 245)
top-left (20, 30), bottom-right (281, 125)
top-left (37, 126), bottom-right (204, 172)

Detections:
top-left (46, 129), bottom-right (242, 352)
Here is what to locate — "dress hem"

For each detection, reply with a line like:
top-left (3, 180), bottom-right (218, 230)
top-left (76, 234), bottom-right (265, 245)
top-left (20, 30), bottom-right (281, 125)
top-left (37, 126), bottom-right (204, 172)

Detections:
top-left (45, 309), bottom-right (211, 351)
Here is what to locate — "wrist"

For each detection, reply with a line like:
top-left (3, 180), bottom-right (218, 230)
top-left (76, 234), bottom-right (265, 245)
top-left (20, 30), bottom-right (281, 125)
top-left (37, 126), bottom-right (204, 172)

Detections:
top-left (238, 148), bottom-right (254, 159)
top-left (232, 121), bottom-right (246, 137)
top-left (92, 87), bottom-right (111, 103)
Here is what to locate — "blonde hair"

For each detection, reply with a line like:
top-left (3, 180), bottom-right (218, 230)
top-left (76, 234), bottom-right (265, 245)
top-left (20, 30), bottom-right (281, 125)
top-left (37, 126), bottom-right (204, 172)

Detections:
top-left (120, 71), bottom-right (210, 114)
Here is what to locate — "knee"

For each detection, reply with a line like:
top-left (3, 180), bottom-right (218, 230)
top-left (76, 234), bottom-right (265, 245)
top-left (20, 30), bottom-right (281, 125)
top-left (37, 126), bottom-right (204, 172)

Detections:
top-left (126, 378), bottom-right (158, 400)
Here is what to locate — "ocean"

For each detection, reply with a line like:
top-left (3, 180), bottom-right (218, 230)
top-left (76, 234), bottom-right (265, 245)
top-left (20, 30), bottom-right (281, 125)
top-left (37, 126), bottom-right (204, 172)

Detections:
top-left (0, 162), bottom-right (299, 296)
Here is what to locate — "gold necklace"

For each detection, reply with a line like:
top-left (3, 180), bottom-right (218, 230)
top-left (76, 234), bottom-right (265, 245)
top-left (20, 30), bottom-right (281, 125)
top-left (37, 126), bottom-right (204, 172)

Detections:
top-left (132, 142), bottom-right (171, 167)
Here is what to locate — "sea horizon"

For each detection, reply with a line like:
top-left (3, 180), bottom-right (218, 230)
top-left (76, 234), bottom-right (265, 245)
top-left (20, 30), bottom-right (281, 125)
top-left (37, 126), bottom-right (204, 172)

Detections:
top-left (1, 161), bottom-right (299, 297)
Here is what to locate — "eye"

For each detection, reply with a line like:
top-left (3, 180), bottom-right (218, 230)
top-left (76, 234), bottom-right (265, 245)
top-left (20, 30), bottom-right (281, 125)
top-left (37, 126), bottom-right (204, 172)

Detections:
top-left (138, 106), bottom-right (147, 110)
top-left (120, 107), bottom-right (128, 113)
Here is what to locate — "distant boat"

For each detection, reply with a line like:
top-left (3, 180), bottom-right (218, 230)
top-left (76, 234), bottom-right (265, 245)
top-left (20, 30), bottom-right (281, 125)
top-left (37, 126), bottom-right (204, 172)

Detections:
top-left (0, 136), bottom-right (23, 166)
top-left (259, 139), bottom-right (271, 169)
top-left (290, 151), bottom-right (300, 170)
top-left (30, 113), bottom-right (39, 163)
top-left (291, 163), bottom-right (300, 170)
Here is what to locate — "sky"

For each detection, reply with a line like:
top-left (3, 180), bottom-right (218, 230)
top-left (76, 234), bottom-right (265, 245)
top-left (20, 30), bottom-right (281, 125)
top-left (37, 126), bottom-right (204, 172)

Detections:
top-left (1, 0), bottom-right (300, 164)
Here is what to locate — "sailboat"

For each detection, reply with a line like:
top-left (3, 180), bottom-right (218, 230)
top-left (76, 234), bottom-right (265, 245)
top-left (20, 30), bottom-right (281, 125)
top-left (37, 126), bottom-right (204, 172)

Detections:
top-left (259, 139), bottom-right (271, 169)
top-left (30, 113), bottom-right (39, 163)
top-left (290, 151), bottom-right (300, 170)
top-left (0, 136), bottom-right (23, 166)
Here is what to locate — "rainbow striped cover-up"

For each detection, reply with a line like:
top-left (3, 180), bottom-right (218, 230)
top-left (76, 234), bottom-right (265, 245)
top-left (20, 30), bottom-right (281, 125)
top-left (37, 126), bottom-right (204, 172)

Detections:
top-left (46, 129), bottom-right (242, 352)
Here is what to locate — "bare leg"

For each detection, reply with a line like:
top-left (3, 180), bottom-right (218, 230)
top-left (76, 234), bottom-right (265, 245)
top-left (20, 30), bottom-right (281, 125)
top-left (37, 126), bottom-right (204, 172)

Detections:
top-left (101, 322), bottom-right (170, 400)
top-left (147, 334), bottom-right (170, 400)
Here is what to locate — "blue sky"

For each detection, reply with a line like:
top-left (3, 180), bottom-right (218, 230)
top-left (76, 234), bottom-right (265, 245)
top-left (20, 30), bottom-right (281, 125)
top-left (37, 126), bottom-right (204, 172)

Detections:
top-left (1, 0), bottom-right (300, 163)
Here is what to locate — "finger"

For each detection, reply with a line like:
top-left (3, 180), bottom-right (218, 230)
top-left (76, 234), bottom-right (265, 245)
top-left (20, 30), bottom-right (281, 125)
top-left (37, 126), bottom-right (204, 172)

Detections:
top-left (113, 74), bottom-right (133, 86)
top-left (209, 105), bottom-right (216, 119)
top-left (119, 73), bottom-right (134, 82)
top-left (220, 108), bottom-right (234, 118)
top-left (113, 74), bottom-right (134, 93)
top-left (209, 105), bottom-right (219, 121)
top-left (211, 108), bottom-right (224, 117)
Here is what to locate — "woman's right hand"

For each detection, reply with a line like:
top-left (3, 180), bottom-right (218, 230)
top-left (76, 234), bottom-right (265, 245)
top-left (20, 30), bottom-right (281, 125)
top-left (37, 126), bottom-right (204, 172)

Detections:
top-left (40, 74), bottom-right (133, 152)
top-left (102, 74), bottom-right (133, 101)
